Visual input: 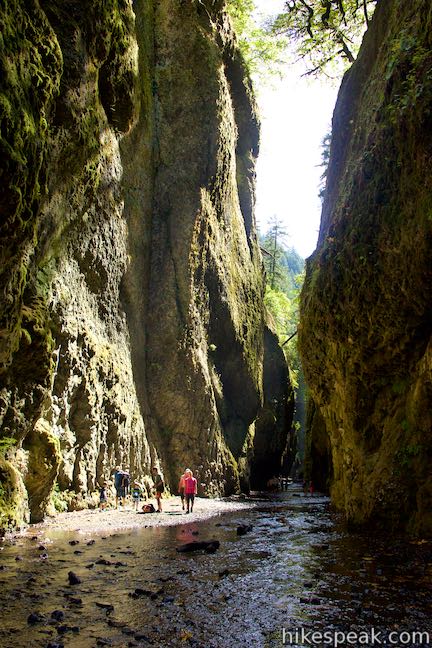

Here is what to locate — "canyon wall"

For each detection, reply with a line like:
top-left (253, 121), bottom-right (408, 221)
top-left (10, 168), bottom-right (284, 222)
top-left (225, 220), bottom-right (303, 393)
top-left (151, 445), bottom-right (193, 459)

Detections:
top-left (0, 0), bottom-right (292, 528)
top-left (300, 0), bottom-right (432, 535)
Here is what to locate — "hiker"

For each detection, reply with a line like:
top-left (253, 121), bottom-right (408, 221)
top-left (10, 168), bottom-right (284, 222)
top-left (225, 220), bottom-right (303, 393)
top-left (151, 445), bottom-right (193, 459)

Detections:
top-left (178, 471), bottom-right (186, 510)
top-left (114, 466), bottom-right (130, 509)
top-left (99, 482), bottom-right (108, 510)
top-left (151, 466), bottom-right (164, 512)
top-left (132, 480), bottom-right (144, 511)
top-left (184, 468), bottom-right (197, 514)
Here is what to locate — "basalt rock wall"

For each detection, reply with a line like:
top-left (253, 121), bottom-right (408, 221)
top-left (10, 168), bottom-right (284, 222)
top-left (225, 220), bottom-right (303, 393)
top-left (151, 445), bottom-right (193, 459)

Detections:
top-left (0, 0), bottom-right (292, 528)
top-left (300, 0), bottom-right (432, 536)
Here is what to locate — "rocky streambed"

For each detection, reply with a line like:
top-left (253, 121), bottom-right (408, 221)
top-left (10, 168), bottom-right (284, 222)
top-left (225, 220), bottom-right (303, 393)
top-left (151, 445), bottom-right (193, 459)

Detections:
top-left (0, 487), bottom-right (431, 647)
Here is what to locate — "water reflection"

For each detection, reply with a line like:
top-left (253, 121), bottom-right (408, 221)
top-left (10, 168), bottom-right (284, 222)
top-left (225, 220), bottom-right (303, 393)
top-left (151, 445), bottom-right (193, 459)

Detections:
top-left (0, 487), bottom-right (430, 647)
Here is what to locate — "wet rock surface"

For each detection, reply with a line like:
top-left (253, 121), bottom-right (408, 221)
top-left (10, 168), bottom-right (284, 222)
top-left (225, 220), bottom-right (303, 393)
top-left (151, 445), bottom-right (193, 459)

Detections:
top-left (0, 487), bottom-right (431, 647)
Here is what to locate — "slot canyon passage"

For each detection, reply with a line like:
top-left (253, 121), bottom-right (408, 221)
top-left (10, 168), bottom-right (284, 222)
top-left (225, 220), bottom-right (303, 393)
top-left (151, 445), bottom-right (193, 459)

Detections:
top-left (0, 0), bottom-right (432, 647)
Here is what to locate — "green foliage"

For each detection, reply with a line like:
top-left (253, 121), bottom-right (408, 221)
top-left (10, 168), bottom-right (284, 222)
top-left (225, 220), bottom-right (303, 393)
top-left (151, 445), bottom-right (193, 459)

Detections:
top-left (225, 0), bottom-right (288, 78)
top-left (318, 131), bottom-right (332, 201)
top-left (269, 0), bottom-right (377, 78)
top-left (260, 225), bottom-right (304, 386)
top-left (51, 483), bottom-right (68, 513)
top-left (0, 437), bottom-right (17, 458)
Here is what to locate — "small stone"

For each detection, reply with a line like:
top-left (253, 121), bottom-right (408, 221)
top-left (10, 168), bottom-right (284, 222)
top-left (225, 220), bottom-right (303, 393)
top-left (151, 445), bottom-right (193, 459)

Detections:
top-left (134, 633), bottom-right (151, 642)
top-left (236, 524), bottom-right (253, 536)
top-left (95, 602), bottom-right (114, 612)
top-left (162, 596), bottom-right (175, 604)
top-left (51, 610), bottom-right (65, 621)
top-left (69, 540), bottom-right (79, 546)
top-left (218, 569), bottom-right (230, 578)
top-left (67, 597), bottom-right (82, 606)
top-left (107, 619), bottom-right (126, 628)
top-left (121, 627), bottom-right (136, 636)
top-left (68, 571), bottom-right (81, 585)
top-left (27, 612), bottom-right (45, 624)
top-left (87, 539), bottom-right (96, 545)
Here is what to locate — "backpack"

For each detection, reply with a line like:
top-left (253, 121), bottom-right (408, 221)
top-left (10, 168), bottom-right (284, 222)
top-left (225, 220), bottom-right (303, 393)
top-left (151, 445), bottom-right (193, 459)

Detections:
top-left (121, 472), bottom-right (130, 494)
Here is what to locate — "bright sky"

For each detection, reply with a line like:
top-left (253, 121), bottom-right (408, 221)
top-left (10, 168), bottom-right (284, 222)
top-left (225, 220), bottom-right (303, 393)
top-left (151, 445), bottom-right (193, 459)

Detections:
top-left (252, 3), bottom-right (339, 259)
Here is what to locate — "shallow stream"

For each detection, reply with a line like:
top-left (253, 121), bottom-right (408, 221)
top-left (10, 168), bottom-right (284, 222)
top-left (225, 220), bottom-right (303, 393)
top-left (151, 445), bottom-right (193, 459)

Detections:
top-left (0, 487), bottom-right (431, 648)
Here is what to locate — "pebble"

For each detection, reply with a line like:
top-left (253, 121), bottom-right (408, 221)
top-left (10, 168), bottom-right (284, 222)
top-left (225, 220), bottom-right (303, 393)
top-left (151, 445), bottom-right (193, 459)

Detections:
top-left (237, 524), bottom-right (253, 536)
top-left (68, 571), bottom-right (81, 585)
top-left (27, 612), bottom-right (45, 624)
top-left (95, 602), bottom-right (114, 612)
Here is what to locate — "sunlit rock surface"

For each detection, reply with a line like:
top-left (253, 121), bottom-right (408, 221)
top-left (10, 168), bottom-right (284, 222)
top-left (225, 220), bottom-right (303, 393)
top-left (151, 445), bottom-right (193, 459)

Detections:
top-left (300, 0), bottom-right (432, 535)
top-left (0, 0), bottom-right (291, 527)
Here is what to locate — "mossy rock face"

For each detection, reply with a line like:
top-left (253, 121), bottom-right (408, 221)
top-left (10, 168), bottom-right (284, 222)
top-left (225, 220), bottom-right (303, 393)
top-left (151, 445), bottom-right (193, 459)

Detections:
top-left (0, 0), bottom-right (292, 528)
top-left (300, 0), bottom-right (432, 535)
top-left (0, 458), bottom-right (29, 530)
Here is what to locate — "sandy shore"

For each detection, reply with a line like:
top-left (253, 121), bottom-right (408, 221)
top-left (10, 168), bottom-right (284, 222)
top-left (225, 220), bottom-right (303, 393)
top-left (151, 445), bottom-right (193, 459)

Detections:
top-left (22, 496), bottom-right (256, 537)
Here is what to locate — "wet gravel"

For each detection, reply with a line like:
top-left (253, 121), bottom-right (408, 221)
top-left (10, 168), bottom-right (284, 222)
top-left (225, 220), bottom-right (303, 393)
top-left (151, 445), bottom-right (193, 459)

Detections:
top-left (0, 487), bottom-right (431, 648)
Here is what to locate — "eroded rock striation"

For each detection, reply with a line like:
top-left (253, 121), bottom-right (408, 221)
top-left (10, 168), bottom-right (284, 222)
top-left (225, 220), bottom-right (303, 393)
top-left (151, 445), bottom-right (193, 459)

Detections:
top-left (0, 0), bottom-right (292, 527)
top-left (300, 0), bottom-right (432, 535)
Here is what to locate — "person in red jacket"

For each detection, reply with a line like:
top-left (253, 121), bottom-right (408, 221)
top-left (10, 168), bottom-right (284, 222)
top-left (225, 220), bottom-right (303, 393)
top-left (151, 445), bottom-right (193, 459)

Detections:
top-left (184, 468), bottom-right (197, 514)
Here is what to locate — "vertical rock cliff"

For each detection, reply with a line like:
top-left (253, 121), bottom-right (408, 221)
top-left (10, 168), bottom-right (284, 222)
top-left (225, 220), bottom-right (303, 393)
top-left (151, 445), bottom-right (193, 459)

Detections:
top-left (0, 0), bottom-right (292, 527)
top-left (300, 0), bottom-right (432, 535)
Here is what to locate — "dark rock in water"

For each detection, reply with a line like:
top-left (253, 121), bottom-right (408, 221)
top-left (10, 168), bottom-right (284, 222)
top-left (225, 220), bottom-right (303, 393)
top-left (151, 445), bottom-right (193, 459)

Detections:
top-left (15, 556), bottom-right (23, 561)
top-left (27, 612), bottom-right (45, 624)
top-left (300, 596), bottom-right (321, 605)
top-left (87, 540), bottom-right (96, 546)
top-left (85, 563), bottom-right (95, 569)
top-left (69, 540), bottom-right (79, 546)
top-left (95, 602), bottom-right (114, 612)
top-left (218, 569), bottom-right (230, 578)
top-left (107, 619), bottom-right (127, 628)
top-left (57, 624), bottom-right (80, 634)
top-left (162, 596), bottom-right (175, 604)
top-left (66, 597), bottom-right (82, 606)
top-left (237, 524), bottom-right (253, 536)
top-left (96, 639), bottom-right (112, 646)
top-left (121, 627), bottom-right (136, 636)
top-left (40, 552), bottom-right (49, 560)
top-left (51, 610), bottom-right (65, 621)
top-left (67, 571), bottom-right (81, 585)
top-left (129, 587), bottom-right (162, 600)
top-left (134, 632), bottom-right (151, 641)
top-left (95, 558), bottom-right (113, 566)
top-left (176, 540), bottom-right (220, 553)
top-left (38, 544), bottom-right (47, 550)
top-left (191, 531), bottom-right (199, 536)
top-left (73, 550), bottom-right (83, 555)
top-left (47, 643), bottom-right (64, 648)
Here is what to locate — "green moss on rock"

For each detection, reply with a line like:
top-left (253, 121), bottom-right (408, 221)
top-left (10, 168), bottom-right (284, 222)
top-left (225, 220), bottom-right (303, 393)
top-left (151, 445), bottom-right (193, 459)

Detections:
top-left (300, 0), bottom-right (432, 536)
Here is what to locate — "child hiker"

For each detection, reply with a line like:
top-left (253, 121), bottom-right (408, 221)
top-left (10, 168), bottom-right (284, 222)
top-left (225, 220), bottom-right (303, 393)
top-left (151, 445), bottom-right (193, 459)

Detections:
top-left (184, 468), bottom-right (197, 514)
